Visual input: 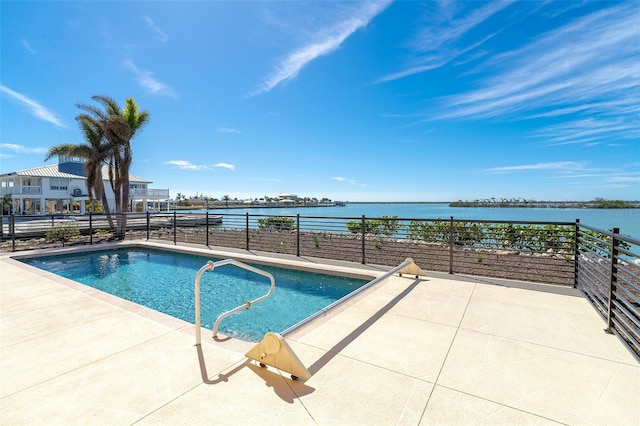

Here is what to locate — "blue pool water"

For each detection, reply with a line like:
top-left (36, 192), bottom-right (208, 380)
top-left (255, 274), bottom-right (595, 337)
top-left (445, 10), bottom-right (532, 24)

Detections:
top-left (21, 248), bottom-right (368, 342)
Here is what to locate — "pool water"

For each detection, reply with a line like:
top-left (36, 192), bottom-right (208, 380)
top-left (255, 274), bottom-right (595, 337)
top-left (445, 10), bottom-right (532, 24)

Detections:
top-left (21, 248), bottom-right (368, 342)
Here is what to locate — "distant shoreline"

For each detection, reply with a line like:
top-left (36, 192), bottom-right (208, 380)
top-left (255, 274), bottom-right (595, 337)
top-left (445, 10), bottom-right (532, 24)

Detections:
top-left (172, 199), bottom-right (640, 211)
top-left (448, 199), bottom-right (639, 209)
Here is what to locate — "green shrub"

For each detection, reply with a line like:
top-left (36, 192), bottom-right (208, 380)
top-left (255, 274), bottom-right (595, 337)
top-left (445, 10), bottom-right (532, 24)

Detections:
top-left (257, 216), bottom-right (296, 231)
top-left (345, 216), bottom-right (400, 236)
top-left (407, 219), bottom-right (484, 246)
top-left (46, 225), bottom-right (80, 242)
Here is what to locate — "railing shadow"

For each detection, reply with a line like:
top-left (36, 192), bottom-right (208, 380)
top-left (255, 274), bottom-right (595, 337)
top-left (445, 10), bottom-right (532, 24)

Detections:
top-left (196, 341), bottom-right (316, 402)
top-left (195, 344), bottom-right (249, 385)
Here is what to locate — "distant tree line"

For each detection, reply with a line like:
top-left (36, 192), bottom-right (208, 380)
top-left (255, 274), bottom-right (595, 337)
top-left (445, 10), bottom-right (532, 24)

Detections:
top-left (449, 197), bottom-right (639, 209)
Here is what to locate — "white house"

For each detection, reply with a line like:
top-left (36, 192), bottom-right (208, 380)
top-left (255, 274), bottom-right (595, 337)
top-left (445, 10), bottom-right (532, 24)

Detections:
top-left (0, 156), bottom-right (170, 215)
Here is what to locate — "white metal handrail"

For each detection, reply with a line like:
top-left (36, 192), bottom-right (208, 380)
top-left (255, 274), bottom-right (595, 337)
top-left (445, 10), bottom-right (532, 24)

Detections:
top-left (194, 259), bottom-right (275, 345)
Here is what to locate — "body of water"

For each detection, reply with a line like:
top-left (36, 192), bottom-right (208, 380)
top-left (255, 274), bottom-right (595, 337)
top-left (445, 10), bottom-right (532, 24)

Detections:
top-left (199, 203), bottom-right (640, 240)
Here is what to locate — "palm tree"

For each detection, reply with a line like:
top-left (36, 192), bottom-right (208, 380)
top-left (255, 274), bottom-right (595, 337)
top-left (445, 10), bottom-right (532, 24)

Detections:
top-left (76, 96), bottom-right (149, 237)
top-left (45, 116), bottom-right (115, 229)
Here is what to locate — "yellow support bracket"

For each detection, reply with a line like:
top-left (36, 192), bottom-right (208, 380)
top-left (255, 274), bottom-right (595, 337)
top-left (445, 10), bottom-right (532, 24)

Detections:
top-left (397, 258), bottom-right (427, 278)
top-left (246, 332), bottom-right (311, 381)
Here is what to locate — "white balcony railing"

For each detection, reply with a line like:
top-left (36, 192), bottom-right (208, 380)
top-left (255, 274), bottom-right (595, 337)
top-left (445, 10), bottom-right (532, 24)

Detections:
top-left (129, 188), bottom-right (170, 198)
top-left (23, 186), bottom-right (43, 194)
top-left (148, 188), bottom-right (170, 197)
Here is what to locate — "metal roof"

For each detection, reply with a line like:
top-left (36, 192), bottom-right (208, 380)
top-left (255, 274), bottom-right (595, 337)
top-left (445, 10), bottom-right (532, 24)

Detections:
top-left (0, 164), bottom-right (152, 183)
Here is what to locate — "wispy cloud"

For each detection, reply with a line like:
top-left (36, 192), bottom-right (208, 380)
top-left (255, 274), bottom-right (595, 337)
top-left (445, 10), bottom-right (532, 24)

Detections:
top-left (214, 163), bottom-right (235, 171)
top-left (143, 16), bottom-right (168, 42)
top-left (165, 160), bottom-right (211, 171)
top-left (165, 160), bottom-right (236, 171)
top-left (483, 161), bottom-right (586, 174)
top-left (218, 127), bottom-right (240, 134)
top-left (331, 176), bottom-right (367, 187)
top-left (251, 1), bottom-right (391, 95)
top-left (0, 85), bottom-right (66, 128)
top-left (481, 161), bottom-right (640, 190)
top-left (376, 1), bottom-right (513, 83)
top-left (0, 143), bottom-right (48, 155)
top-left (123, 60), bottom-right (177, 98)
top-left (533, 117), bottom-right (639, 147)
top-left (22, 39), bottom-right (36, 54)
top-left (431, 3), bottom-right (640, 141)
top-left (550, 165), bottom-right (640, 190)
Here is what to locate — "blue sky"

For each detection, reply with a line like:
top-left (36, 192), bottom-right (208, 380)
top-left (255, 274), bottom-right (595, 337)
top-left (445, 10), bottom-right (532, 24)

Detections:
top-left (1, 0), bottom-right (639, 202)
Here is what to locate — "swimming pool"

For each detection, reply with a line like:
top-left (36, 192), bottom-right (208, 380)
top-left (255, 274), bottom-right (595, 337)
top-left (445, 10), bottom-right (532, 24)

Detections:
top-left (20, 247), bottom-right (368, 342)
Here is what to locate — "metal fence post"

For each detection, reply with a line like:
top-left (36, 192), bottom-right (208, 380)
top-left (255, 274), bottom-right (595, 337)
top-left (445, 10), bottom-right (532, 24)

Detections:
top-left (206, 212), bottom-right (210, 247)
top-left (246, 213), bottom-right (250, 250)
top-left (146, 211), bottom-right (150, 241)
top-left (89, 212), bottom-right (93, 245)
top-left (573, 219), bottom-right (580, 288)
top-left (361, 215), bottom-right (366, 264)
top-left (449, 216), bottom-right (454, 274)
top-left (296, 214), bottom-right (300, 257)
top-left (173, 211), bottom-right (177, 245)
top-left (605, 227), bottom-right (620, 334)
top-left (11, 214), bottom-right (15, 252)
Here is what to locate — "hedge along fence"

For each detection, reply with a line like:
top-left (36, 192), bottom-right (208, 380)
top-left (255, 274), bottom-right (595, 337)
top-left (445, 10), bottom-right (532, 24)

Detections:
top-left (142, 213), bottom-right (577, 286)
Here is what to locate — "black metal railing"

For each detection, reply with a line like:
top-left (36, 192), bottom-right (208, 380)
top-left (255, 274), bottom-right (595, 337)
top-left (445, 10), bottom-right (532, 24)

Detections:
top-left (1, 211), bottom-right (638, 360)
top-left (575, 223), bottom-right (639, 361)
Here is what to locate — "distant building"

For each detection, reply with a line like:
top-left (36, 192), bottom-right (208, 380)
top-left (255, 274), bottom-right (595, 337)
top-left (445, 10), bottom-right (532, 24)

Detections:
top-left (278, 193), bottom-right (298, 201)
top-left (0, 156), bottom-right (169, 215)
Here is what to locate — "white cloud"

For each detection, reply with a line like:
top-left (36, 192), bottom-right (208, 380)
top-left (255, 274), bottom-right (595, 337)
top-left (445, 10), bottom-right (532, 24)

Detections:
top-left (165, 160), bottom-right (235, 171)
top-left (433, 4), bottom-right (640, 126)
top-left (608, 176), bottom-right (640, 183)
top-left (143, 16), bottom-right (168, 42)
top-left (330, 176), bottom-right (367, 187)
top-left (0, 143), bottom-right (48, 155)
top-left (165, 160), bottom-right (210, 171)
top-left (123, 60), bottom-right (177, 98)
top-left (484, 161), bottom-right (586, 174)
top-left (218, 127), bottom-right (240, 134)
top-left (377, 1), bottom-right (512, 83)
top-left (0, 85), bottom-right (66, 128)
top-left (533, 117), bottom-right (639, 146)
top-left (251, 1), bottom-right (391, 95)
top-left (214, 163), bottom-right (236, 171)
top-left (22, 39), bottom-right (36, 54)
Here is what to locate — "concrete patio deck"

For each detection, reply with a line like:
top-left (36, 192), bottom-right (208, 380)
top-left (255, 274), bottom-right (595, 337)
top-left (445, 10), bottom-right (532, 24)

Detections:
top-left (1, 241), bottom-right (638, 425)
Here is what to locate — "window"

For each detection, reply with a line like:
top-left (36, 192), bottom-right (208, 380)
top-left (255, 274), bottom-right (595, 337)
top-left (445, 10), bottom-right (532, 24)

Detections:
top-left (50, 178), bottom-right (70, 191)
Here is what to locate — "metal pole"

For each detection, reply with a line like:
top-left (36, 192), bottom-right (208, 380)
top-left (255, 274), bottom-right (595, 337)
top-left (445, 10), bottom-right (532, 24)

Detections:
top-left (296, 214), bottom-right (300, 257)
top-left (361, 215), bottom-right (366, 264)
top-left (173, 211), bottom-right (177, 245)
top-left (146, 211), bottom-right (150, 241)
top-left (573, 219), bottom-right (580, 289)
top-left (605, 227), bottom-right (620, 334)
top-left (206, 212), bottom-right (210, 247)
top-left (89, 211), bottom-right (93, 245)
top-left (11, 214), bottom-right (15, 252)
top-left (449, 216), bottom-right (454, 274)
top-left (246, 213), bottom-right (250, 250)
